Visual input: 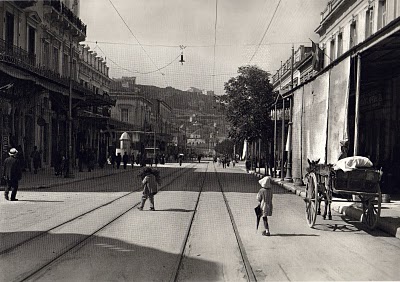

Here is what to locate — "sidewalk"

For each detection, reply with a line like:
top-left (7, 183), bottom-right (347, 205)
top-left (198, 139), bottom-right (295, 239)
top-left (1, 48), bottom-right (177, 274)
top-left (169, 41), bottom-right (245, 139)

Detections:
top-left (4, 164), bottom-right (133, 190)
top-left (3, 161), bottom-right (189, 190)
top-left (235, 161), bottom-right (400, 240)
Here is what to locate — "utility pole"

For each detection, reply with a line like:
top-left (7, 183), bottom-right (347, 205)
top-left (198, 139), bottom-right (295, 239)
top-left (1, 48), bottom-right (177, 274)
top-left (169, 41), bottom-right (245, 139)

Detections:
top-left (285, 45), bottom-right (294, 182)
top-left (65, 40), bottom-right (74, 178)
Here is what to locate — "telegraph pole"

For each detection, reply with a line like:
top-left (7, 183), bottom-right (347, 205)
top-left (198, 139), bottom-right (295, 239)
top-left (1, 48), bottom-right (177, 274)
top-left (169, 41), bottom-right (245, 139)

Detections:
top-left (65, 40), bottom-right (74, 178)
top-left (285, 45), bottom-right (294, 182)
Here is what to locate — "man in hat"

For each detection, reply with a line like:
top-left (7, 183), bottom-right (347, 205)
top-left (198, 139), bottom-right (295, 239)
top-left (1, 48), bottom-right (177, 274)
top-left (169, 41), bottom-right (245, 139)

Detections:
top-left (338, 139), bottom-right (349, 160)
top-left (137, 167), bottom-right (161, 211)
top-left (2, 148), bottom-right (23, 201)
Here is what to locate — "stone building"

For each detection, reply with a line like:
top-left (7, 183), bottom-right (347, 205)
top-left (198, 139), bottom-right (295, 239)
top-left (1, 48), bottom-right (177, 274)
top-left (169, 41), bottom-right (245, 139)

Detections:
top-left (109, 77), bottom-right (174, 161)
top-left (0, 0), bottom-right (113, 170)
top-left (277, 0), bottom-right (400, 194)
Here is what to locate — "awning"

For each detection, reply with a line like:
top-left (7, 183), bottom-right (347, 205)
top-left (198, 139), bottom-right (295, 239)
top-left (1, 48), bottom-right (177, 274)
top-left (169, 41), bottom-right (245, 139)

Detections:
top-left (77, 110), bottom-right (109, 120)
top-left (0, 62), bottom-right (34, 81)
top-left (83, 93), bottom-right (116, 106)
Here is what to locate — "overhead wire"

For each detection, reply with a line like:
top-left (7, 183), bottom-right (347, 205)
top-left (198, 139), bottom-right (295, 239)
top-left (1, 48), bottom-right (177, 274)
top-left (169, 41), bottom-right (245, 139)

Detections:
top-left (248, 0), bottom-right (283, 63)
top-left (83, 40), bottom-right (310, 48)
top-left (107, 0), bottom-right (169, 86)
top-left (96, 43), bottom-right (182, 75)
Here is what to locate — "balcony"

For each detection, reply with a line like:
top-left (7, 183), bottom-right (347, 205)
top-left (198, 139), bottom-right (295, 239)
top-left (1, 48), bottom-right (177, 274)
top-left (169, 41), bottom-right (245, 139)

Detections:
top-left (44, 0), bottom-right (87, 40)
top-left (0, 38), bottom-right (36, 68)
top-left (0, 39), bottom-right (115, 106)
top-left (14, 0), bottom-right (37, 9)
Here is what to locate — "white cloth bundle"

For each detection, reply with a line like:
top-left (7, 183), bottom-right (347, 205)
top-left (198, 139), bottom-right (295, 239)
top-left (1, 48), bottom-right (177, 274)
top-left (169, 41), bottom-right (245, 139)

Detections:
top-left (333, 156), bottom-right (373, 172)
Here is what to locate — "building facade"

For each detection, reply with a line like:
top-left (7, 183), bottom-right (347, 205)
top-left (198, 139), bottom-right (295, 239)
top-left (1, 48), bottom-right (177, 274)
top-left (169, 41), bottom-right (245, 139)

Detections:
top-left (0, 0), bottom-right (113, 170)
top-left (278, 0), bottom-right (400, 194)
top-left (109, 77), bottom-right (174, 161)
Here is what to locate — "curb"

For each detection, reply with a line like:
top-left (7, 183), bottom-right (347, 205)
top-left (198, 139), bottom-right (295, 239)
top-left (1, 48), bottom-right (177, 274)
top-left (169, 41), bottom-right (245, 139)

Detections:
top-left (251, 171), bottom-right (400, 240)
top-left (18, 169), bottom-right (132, 190)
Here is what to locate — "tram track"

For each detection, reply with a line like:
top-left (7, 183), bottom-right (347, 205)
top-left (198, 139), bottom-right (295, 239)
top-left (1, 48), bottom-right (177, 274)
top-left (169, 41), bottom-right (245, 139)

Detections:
top-left (171, 162), bottom-right (256, 282)
top-left (213, 163), bottom-right (257, 282)
top-left (3, 162), bottom-right (257, 282)
top-left (1, 165), bottom-right (195, 256)
top-left (1, 164), bottom-right (198, 282)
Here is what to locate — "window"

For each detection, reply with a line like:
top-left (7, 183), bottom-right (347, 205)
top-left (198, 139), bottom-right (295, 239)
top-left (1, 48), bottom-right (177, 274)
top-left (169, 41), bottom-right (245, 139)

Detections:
top-left (26, 25), bottom-right (36, 66)
top-left (63, 53), bottom-right (69, 76)
top-left (350, 21), bottom-right (357, 48)
top-left (43, 41), bottom-right (50, 68)
top-left (5, 12), bottom-right (14, 46)
top-left (366, 7), bottom-right (374, 38)
top-left (72, 59), bottom-right (77, 81)
top-left (121, 109), bottom-right (129, 122)
top-left (378, 0), bottom-right (387, 29)
top-left (330, 39), bottom-right (336, 62)
top-left (27, 25), bottom-right (36, 56)
top-left (53, 47), bottom-right (59, 72)
top-left (337, 33), bottom-right (343, 57)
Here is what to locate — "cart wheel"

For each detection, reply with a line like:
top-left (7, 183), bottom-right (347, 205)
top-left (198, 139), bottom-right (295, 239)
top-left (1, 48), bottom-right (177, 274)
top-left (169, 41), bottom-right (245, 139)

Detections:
top-left (305, 172), bottom-right (318, 228)
top-left (361, 185), bottom-right (382, 230)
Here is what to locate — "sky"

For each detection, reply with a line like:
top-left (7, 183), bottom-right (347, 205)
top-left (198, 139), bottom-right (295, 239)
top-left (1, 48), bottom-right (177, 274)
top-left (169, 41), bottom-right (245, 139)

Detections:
top-left (80, 0), bottom-right (329, 95)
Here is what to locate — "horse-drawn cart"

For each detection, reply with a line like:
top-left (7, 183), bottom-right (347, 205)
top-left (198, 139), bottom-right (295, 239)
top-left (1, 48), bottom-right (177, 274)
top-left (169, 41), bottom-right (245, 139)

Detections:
top-left (304, 161), bottom-right (382, 230)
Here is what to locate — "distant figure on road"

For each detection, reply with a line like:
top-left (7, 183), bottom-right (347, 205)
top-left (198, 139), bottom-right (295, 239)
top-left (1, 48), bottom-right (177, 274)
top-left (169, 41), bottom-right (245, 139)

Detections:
top-left (257, 176), bottom-right (274, 236)
top-left (54, 150), bottom-right (63, 177)
top-left (87, 149), bottom-right (95, 172)
top-left (137, 167), bottom-right (161, 211)
top-left (30, 146), bottom-right (41, 174)
top-left (178, 154), bottom-right (183, 166)
top-left (197, 155), bottom-right (201, 163)
top-left (116, 153), bottom-right (122, 169)
top-left (122, 152), bottom-right (129, 169)
top-left (131, 153), bottom-right (135, 169)
top-left (154, 155), bottom-right (159, 167)
top-left (2, 148), bottom-right (22, 201)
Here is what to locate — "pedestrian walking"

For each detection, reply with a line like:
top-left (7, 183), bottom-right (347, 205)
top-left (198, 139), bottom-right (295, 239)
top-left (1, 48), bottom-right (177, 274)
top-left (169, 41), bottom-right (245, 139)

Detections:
top-left (98, 152), bottom-right (107, 169)
top-left (30, 146), bottom-right (41, 174)
top-left (16, 145), bottom-right (26, 172)
top-left (257, 176), bottom-right (274, 236)
top-left (87, 149), bottom-right (95, 172)
top-left (122, 152), bottom-right (129, 169)
top-left (116, 152), bottom-right (122, 169)
top-left (54, 149), bottom-right (63, 176)
top-left (2, 148), bottom-right (22, 201)
top-left (137, 167), bottom-right (161, 211)
top-left (131, 152), bottom-right (135, 169)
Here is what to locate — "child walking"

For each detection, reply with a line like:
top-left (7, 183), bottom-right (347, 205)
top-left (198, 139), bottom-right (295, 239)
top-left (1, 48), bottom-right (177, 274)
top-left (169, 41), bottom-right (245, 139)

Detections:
top-left (138, 167), bottom-right (161, 211)
top-left (257, 176), bottom-right (274, 236)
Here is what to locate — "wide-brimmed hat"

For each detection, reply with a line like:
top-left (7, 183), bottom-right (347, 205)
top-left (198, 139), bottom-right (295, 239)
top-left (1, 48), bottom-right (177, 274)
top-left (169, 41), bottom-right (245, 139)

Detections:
top-left (9, 148), bottom-right (18, 156)
top-left (259, 176), bottom-right (272, 188)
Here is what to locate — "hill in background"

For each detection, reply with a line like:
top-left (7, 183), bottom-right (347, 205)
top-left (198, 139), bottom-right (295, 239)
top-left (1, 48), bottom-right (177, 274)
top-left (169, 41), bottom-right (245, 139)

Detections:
top-left (136, 84), bottom-right (221, 115)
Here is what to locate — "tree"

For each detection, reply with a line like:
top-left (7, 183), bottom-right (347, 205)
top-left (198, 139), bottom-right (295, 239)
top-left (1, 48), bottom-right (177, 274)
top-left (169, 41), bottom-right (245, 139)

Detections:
top-left (223, 65), bottom-right (276, 144)
top-left (214, 139), bottom-right (234, 156)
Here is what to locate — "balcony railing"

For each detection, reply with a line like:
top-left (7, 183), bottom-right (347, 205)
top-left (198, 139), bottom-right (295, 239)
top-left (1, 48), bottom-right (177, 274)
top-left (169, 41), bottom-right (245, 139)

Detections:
top-left (44, 0), bottom-right (87, 36)
top-left (0, 38), bottom-right (36, 67)
top-left (14, 0), bottom-right (37, 9)
top-left (321, 0), bottom-right (344, 22)
top-left (0, 39), bottom-right (114, 106)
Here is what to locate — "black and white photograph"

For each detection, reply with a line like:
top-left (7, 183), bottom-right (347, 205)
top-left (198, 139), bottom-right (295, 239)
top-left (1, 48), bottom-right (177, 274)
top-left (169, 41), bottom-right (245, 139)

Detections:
top-left (1, 0), bottom-right (400, 281)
